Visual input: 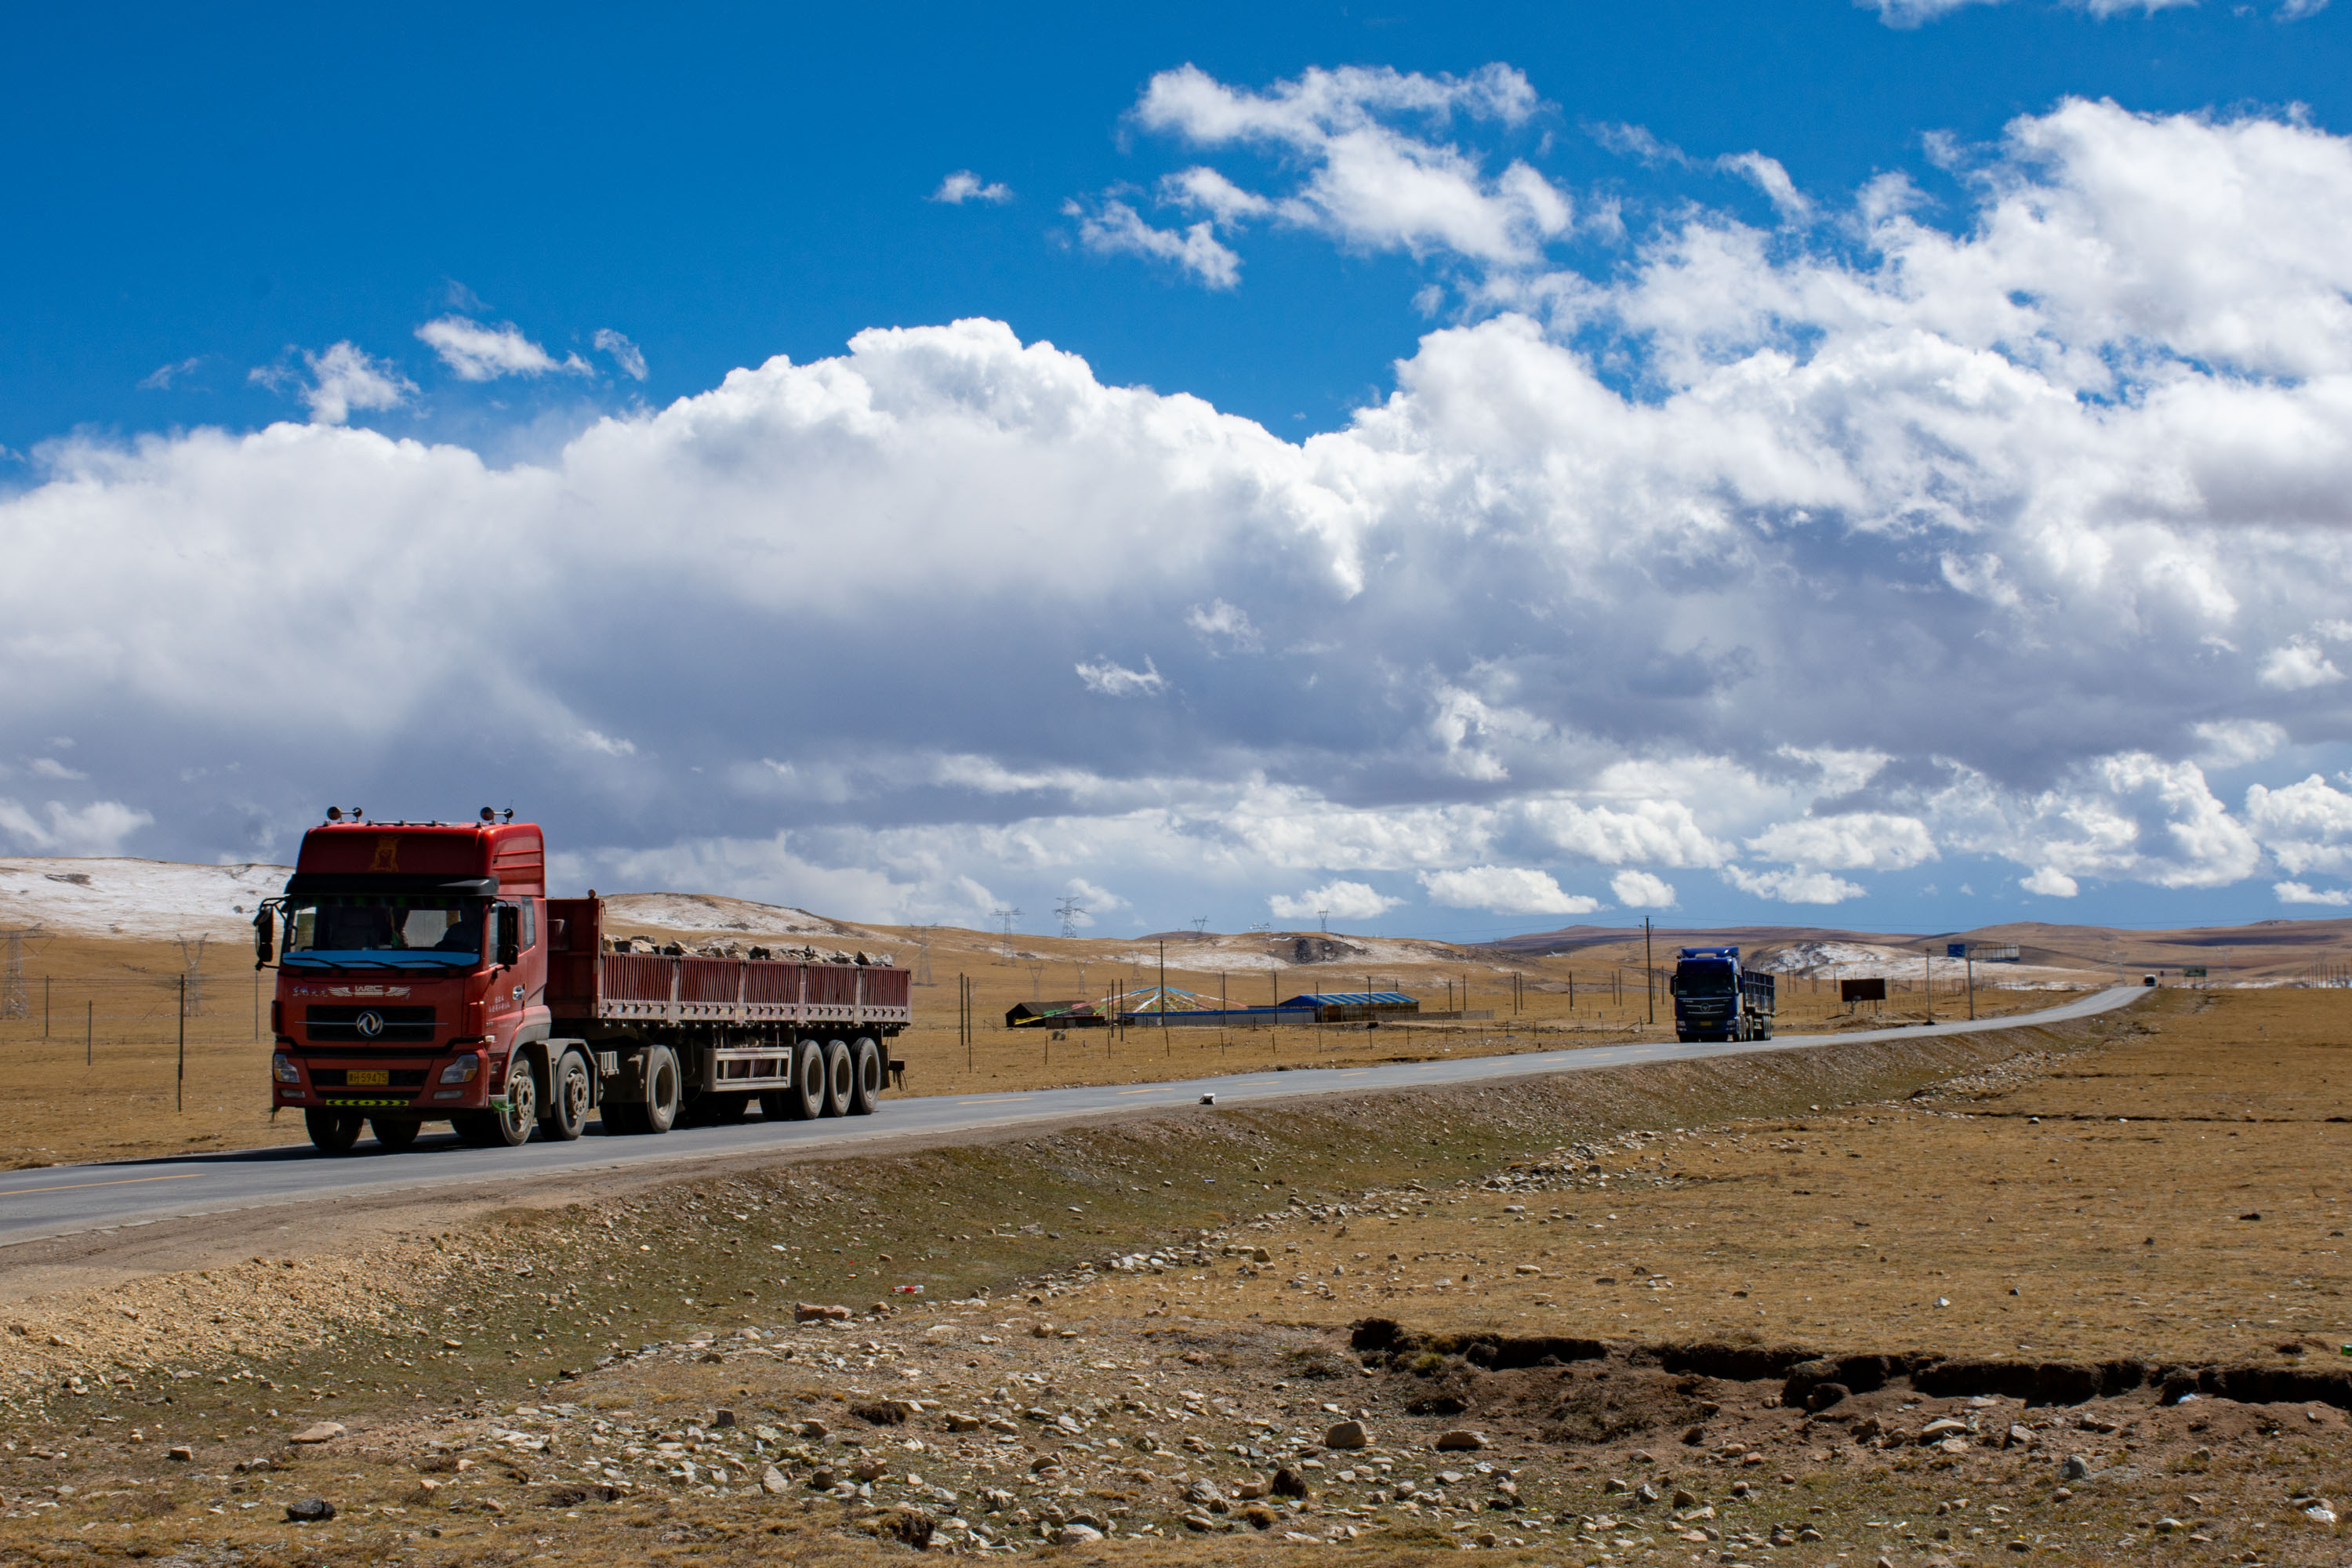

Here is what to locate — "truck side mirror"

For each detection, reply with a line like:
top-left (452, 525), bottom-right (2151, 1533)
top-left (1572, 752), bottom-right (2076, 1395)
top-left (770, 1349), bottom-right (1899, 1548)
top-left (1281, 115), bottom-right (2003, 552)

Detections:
top-left (495, 905), bottom-right (521, 968)
top-left (253, 906), bottom-right (275, 970)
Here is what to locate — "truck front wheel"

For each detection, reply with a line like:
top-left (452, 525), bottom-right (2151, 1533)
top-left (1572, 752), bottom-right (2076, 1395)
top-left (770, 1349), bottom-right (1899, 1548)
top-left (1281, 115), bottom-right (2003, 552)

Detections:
top-left (304, 1109), bottom-right (364, 1154)
top-left (369, 1117), bottom-right (420, 1152)
top-left (455, 1065), bottom-right (538, 1147)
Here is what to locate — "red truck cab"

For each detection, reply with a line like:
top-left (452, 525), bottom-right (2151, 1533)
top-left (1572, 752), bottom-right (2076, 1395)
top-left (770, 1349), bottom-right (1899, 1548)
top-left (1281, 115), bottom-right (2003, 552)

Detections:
top-left (260, 815), bottom-right (552, 1152)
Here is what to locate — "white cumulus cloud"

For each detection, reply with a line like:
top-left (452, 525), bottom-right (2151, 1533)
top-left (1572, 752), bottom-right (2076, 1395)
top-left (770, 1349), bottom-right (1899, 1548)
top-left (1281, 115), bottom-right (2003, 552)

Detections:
top-left (1610, 870), bottom-right (1678, 908)
top-left (933, 170), bottom-right (1013, 205)
top-left (1722, 866), bottom-right (1868, 904)
top-left (250, 342), bottom-right (415, 425)
top-left (0, 798), bottom-right (154, 855)
top-left (1269, 880), bottom-right (1402, 923)
top-left (8, 87), bottom-right (2352, 926)
top-left (593, 329), bottom-right (648, 381)
top-left (1418, 865), bottom-right (1599, 914)
top-left (2276, 880), bottom-right (2352, 905)
top-left (416, 317), bottom-right (593, 382)
top-left (1075, 656), bottom-right (1167, 698)
top-left (1073, 201), bottom-right (1241, 289)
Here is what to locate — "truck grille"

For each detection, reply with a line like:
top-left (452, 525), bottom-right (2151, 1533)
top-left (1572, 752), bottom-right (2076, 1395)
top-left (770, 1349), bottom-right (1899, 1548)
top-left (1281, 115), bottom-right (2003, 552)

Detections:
top-left (304, 1005), bottom-right (436, 1043)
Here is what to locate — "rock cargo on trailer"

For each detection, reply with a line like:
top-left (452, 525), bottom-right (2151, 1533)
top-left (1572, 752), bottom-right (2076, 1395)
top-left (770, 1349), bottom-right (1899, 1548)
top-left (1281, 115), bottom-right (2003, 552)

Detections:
top-left (254, 811), bottom-right (909, 1154)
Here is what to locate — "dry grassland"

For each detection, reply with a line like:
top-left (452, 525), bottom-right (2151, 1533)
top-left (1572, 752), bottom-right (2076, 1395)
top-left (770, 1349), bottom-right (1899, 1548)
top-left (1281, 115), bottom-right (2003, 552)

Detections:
top-left (3, 989), bottom-right (2349, 1566)
top-left (0, 926), bottom-right (2072, 1167)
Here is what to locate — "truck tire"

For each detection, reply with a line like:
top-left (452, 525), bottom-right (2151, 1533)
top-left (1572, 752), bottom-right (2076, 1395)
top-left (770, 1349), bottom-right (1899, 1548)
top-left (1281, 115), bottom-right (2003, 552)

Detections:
top-left (305, 1109), bottom-right (364, 1154)
top-left (764, 1041), bottom-right (823, 1120)
top-left (848, 1036), bottom-right (882, 1116)
top-left (455, 1063), bottom-right (537, 1147)
top-left (638, 1044), bottom-right (681, 1134)
top-left (820, 1039), bottom-right (852, 1117)
top-left (539, 1051), bottom-right (591, 1142)
top-left (369, 1116), bottom-right (420, 1152)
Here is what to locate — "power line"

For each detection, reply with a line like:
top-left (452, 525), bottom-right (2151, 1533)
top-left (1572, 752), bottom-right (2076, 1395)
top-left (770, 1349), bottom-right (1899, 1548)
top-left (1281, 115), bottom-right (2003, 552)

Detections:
top-left (1054, 897), bottom-right (1086, 939)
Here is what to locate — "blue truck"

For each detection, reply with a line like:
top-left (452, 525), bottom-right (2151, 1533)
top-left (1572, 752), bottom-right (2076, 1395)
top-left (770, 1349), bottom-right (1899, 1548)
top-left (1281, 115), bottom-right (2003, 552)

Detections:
top-left (1670, 946), bottom-right (1776, 1042)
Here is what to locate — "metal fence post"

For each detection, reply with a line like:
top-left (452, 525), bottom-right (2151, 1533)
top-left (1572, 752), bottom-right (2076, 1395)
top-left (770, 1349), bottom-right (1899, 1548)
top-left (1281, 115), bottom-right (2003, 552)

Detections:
top-left (177, 975), bottom-right (187, 1112)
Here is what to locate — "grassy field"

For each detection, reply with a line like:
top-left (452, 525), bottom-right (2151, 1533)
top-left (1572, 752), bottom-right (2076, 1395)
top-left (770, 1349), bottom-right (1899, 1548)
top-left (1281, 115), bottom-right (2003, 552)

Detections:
top-left (0, 924), bottom-right (2079, 1167)
top-left (4, 988), bottom-right (2347, 1564)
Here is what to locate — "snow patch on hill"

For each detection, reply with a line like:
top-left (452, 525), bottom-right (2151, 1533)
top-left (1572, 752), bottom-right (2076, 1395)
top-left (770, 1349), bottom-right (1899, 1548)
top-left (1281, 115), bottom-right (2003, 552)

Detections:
top-left (0, 858), bottom-right (291, 939)
top-left (1755, 939), bottom-right (2091, 989)
top-left (603, 892), bottom-right (868, 939)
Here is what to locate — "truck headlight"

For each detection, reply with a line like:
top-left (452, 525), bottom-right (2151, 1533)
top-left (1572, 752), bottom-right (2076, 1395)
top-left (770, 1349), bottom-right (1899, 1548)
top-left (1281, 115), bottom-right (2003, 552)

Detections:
top-left (271, 1053), bottom-right (300, 1085)
top-left (439, 1053), bottom-right (481, 1085)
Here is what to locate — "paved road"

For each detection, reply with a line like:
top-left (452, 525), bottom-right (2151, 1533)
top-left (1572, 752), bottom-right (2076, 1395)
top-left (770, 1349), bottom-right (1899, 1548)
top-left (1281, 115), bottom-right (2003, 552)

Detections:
top-left (0, 986), bottom-right (2146, 1250)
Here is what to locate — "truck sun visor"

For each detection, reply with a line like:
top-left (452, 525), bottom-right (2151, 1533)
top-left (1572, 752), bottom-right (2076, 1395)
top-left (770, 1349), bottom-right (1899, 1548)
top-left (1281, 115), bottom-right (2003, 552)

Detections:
top-left (281, 873), bottom-right (499, 899)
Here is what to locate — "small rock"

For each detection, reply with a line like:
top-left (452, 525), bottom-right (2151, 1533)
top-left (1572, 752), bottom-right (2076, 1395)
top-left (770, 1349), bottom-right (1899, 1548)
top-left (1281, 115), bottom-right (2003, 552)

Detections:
top-left (1271, 1466), bottom-right (1310, 1497)
top-left (808, 1467), bottom-right (838, 1490)
top-left (2061, 1454), bottom-right (2090, 1480)
top-left (1434, 1429), bottom-right (1487, 1451)
top-left (945, 1412), bottom-right (983, 1432)
top-left (1671, 1487), bottom-right (1698, 1508)
top-left (1603, 1476), bottom-right (1630, 1494)
top-left (795, 1302), bottom-right (851, 1322)
top-left (1058, 1523), bottom-right (1105, 1543)
top-left (2005, 1423), bottom-right (2036, 1449)
top-left (1181, 1512), bottom-right (1218, 1531)
top-left (1807, 1382), bottom-right (1850, 1411)
top-left (761, 1465), bottom-right (789, 1495)
top-left (2153, 1517), bottom-right (2182, 1534)
top-left (1635, 1481), bottom-right (1661, 1504)
top-left (285, 1497), bottom-right (336, 1523)
top-left (2307, 1504), bottom-right (2339, 1524)
top-left (1323, 1420), bottom-right (1369, 1450)
top-left (166, 1446), bottom-right (193, 1463)
top-left (290, 1422), bottom-right (347, 1445)
top-left (1920, 1417), bottom-right (1968, 1441)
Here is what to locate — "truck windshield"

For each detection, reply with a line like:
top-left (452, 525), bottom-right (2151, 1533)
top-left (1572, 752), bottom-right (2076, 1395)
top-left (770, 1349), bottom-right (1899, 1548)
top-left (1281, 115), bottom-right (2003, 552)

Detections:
top-left (1677, 967), bottom-right (1736, 997)
top-left (284, 898), bottom-right (484, 970)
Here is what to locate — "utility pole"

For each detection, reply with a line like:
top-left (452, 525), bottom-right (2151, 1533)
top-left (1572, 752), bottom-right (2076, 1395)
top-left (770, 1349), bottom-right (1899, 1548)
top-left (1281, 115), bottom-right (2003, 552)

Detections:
top-left (912, 926), bottom-right (935, 987)
top-left (1191, 916), bottom-right (1207, 938)
top-left (1317, 908), bottom-right (1328, 935)
top-left (1054, 898), bottom-right (1085, 940)
top-left (1158, 939), bottom-right (1167, 1029)
top-left (176, 974), bottom-right (187, 1112)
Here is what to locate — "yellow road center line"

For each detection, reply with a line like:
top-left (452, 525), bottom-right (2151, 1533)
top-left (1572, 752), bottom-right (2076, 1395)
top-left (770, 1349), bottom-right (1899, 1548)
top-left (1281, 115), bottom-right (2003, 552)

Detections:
top-left (0, 1173), bottom-right (205, 1199)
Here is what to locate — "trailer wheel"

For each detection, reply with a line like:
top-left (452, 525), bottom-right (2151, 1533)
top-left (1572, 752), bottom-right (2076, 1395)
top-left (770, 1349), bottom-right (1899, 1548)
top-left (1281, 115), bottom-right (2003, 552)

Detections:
top-left (764, 1041), bottom-right (823, 1121)
top-left (848, 1036), bottom-right (882, 1116)
top-left (369, 1117), bottom-right (420, 1152)
top-left (304, 1109), bottom-right (364, 1154)
top-left (639, 1044), bottom-right (681, 1134)
top-left (539, 1051), bottom-right (591, 1142)
top-left (820, 1039), bottom-right (852, 1117)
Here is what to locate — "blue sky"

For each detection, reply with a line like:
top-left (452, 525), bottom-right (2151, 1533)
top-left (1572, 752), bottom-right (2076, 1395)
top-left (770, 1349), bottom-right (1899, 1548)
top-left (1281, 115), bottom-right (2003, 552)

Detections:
top-left (5, 1), bottom-right (2352, 940)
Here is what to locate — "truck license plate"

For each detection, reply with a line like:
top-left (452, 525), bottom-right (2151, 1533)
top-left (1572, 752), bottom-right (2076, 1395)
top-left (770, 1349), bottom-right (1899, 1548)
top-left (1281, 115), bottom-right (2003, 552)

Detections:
top-left (347, 1070), bottom-right (388, 1086)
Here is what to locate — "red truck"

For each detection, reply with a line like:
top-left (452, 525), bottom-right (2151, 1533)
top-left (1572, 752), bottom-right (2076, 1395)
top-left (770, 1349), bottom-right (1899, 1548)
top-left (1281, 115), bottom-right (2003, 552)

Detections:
top-left (254, 812), bottom-right (909, 1154)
